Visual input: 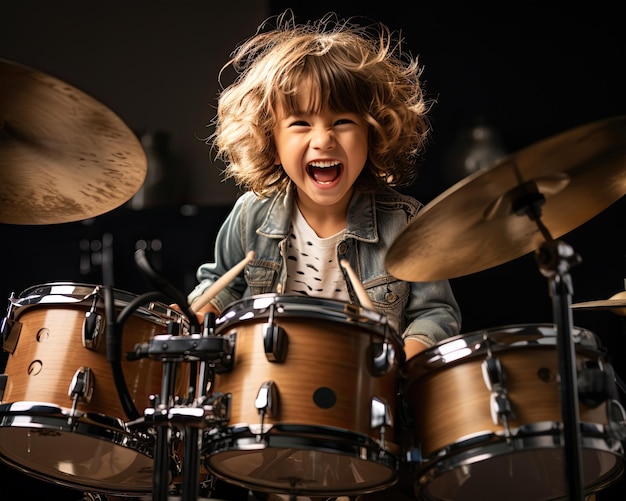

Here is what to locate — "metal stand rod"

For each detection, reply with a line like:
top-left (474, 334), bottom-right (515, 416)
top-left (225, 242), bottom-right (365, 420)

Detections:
top-left (153, 360), bottom-right (177, 501)
top-left (182, 356), bottom-right (201, 501)
top-left (133, 323), bottom-right (229, 501)
top-left (181, 314), bottom-right (217, 501)
top-left (182, 426), bottom-right (201, 501)
top-left (536, 239), bottom-right (584, 501)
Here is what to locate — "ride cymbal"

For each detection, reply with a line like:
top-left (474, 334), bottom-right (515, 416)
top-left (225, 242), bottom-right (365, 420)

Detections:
top-left (386, 115), bottom-right (626, 281)
top-left (0, 59), bottom-right (147, 224)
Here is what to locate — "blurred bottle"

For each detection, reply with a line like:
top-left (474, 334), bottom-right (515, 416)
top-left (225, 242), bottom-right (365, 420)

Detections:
top-left (129, 129), bottom-right (184, 210)
top-left (443, 117), bottom-right (508, 187)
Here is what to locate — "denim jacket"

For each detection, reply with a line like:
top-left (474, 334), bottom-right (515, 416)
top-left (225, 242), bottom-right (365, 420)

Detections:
top-left (189, 183), bottom-right (461, 347)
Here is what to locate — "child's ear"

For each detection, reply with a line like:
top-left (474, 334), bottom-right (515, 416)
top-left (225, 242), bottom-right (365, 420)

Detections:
top-left (274, 153), bottom-right (281, 166)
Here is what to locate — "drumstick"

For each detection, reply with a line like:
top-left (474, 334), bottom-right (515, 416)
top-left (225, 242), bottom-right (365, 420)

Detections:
top-left (190, 250), bottom-right (255, 312)
top-left (340, 259), bottom-right (374, 310)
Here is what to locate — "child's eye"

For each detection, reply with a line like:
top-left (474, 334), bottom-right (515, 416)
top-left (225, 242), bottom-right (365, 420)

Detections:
top-left (335, 118), bottom-right (355, 125)
top-left (289, 120), bottom-right (309, 127)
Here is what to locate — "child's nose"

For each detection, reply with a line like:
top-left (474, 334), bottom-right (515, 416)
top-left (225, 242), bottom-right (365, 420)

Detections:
top-left (310, 127), bottom-right (336, 149)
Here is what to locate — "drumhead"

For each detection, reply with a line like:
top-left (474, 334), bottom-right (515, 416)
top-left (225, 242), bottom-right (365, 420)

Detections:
top-left (403, 323), bottom-right (601, 380)
top-left (0, 404), bottom-right (154, 493)
top-left (414, 434), bottom-right (624, 500)
top-left (215, 293), bottom-right (400, 344)
top-left (11, 282), bottom-right (185, 327)
top-left (205, 425), bottom-right (399, 496)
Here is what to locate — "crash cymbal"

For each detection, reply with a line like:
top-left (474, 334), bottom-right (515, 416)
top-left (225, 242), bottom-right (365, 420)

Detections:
top-left (386, 115), bottom-right (626, 281)
top-left (0, 59), bottom-right (147, 224)
top-left (571, 291), bottom-right (626, 316)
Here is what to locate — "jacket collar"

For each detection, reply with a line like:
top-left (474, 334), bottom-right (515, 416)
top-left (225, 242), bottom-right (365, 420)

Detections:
top-left (258, 182), bottom-right (378, 242)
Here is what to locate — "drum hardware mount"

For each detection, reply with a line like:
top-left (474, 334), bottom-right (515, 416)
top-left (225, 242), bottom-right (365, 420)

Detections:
top-left (134, 247), bottom-right (202, 335)
top-left (82, 290), bottom-right (104, 349)
top-left (255, 380), bottom-right (279, 422)
top-left (369, 341), bottom-right (397, 376)
top-left (129, 332), bottom-right (234, 366)
top-left (130, 246), bottom-right (254, 501)
top-left (67, 366), bottom-right (94, 426)
top-left (263, 303), bottom-right (288, 363)
top-left (371, 396), bottom-right (393, 448)
top-left (131, 331), bottom-right (236, 501)
top-left (578, 359), bottom-right (619, 409)
top-left (481, 340), bottom-right (515, 436)
top-left (141, 394), bottom-right (231, 430)
top-left (1, 292), bottom-right (21, 354)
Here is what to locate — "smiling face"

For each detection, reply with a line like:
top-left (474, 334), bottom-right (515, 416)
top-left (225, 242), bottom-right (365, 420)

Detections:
top-left (273, 82), bottom-right (369, 217)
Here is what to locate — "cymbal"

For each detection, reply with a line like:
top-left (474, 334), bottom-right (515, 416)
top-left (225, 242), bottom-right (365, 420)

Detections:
top-left (386, 115), bottom-right (626, 281)
top-left (571, 291), bottom-right (626, 316)
top-left (0, 59), bottom-right (147, 224)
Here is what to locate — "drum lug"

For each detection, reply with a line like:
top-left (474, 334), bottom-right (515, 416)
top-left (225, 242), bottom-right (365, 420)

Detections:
top-left (69, 366), bottom-right (94, 404)
top-left (1, 296), bottom-right (21, 354)
top-left (263, 323), bottom-right (287, 362)
top-left (263, 303), bottom-right (287, 362)
top-left (578, 359), bottom-right (619, 408)
top-left (205, 391), bottom-right (231, 424)
top-left (215, 333), bottom-right (236, 373)
top-left (255, 380), bottom-right (279, 418)
top-left (369, 341), bottom-right (395, 376)
top-left (607, 398), bottom-right (626, 442)
top-left (82, 310), bottom-right (104, 349)
top-left (371, 396), bottom-right (392, 429)
top-left (0, 373), bottom-right (6, 401)
top-left (481, 352), bottom-right (515, 432)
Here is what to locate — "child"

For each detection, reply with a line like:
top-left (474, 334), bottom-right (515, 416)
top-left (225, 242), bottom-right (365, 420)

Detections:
top-left (188, 9), bottom-right (461, 361)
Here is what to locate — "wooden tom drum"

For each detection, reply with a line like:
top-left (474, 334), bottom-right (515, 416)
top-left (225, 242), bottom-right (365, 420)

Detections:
top-left (204, 294), bottom-right (404, 497)
top-left (402, 324), bottom-right (625, 500)
top-left (0, 282), bottom-right (190, 494)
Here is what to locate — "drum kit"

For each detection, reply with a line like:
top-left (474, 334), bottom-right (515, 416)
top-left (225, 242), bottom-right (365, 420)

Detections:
top-left (1, 59), bottom-right (626, 501)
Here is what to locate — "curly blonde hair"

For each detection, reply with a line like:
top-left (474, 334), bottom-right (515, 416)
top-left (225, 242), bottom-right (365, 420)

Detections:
top-left (210, 9), bottom-right (431, 197)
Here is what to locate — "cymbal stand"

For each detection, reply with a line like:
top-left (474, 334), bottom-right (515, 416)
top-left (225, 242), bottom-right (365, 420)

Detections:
top-left (131, 327), bottom-right (234, 501)
top-left (180, 313), bottom-right (219, 501)
top-left (518, 183), bottom-right (584, 501)
top-left (148, 322), bottom-right (183, 501)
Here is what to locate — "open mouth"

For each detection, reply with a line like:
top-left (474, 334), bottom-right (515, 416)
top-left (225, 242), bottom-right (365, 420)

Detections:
top-left (307, 161), bottom-right (342, 184)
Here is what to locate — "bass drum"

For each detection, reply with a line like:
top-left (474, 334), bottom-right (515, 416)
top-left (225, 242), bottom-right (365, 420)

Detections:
top-left (204, 294), bottom-right (404, 497)
top-left (402, 324), bottom-right (626, 501)
top-left (0, 282), bottom-right (190, 495)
